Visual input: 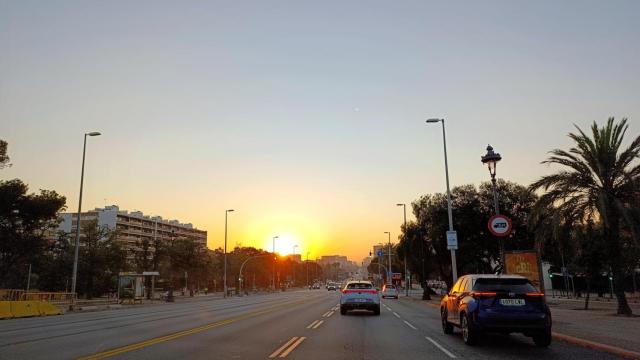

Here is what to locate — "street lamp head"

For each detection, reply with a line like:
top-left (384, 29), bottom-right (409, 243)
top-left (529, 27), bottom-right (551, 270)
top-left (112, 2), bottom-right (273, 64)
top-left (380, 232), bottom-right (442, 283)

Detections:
top-left (396, 203), bottom-right (405, 207)
top-left (481, 144), bottom-right (502, 177)
top-left (426, 118), bottom-right (442, 123)
top-left (87, 132), bottom-right (101, 136)
top-left (226, 209), bottom-right (234, 213)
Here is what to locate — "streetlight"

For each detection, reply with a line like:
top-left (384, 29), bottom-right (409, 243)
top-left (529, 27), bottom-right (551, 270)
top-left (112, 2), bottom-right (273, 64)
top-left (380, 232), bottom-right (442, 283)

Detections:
top-left (71, 131), bottom-right (101, 301)
top-left (272, 236), bottom-right (279, 290)
top-left (223, 209), bottom-right (234, 298)
top-left (397, 203), bottom-right (409, 296)
top-left (481, 144), bottom-right (504, 270)
top-left (306, 251), bottom-right (310, 287)
top-left (426, 118), bottom-right (458, 283)
top-left (384, 232), bottom-right (391, 284)
top-left (292, 244), bottom-right (299, 286)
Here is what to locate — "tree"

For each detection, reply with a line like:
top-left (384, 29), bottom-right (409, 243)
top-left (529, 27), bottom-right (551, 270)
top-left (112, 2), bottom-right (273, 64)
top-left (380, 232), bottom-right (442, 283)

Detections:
top-left (0, 139), bottom-right (10, 169)
top-left (530, 117), bottom-right (639, 315)
top-left (0, 179), bottom-right (66, 288)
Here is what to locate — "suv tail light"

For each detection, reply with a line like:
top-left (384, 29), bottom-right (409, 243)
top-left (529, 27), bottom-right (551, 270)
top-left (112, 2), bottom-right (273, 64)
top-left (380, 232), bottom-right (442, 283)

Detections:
top-left (525, 292), bottom-right (545, 297)
top-left (470, 291), bottom-right (497, 299)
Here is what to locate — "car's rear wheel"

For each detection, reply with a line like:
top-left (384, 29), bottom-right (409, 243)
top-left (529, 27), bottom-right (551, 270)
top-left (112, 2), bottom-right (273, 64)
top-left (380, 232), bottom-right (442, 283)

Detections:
top-left (533, 330), bottom-right (552, 347)
top-left (441, 309), bottom-right (453, 334)
top-left (373, 306), bottom-right (380, 316)
top-left (461, 313), bottom-right (478, 345)
top-left (340, 306), bottom-right (347, 315)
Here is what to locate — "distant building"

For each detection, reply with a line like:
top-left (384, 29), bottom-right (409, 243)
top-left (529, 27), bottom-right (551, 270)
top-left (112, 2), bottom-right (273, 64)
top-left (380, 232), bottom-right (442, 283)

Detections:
top-left (290, 254), bottom-right (302, 263)
top-left (56, 205), bottom-right (207, 259)
top-left (318, 255), bottom-right (349, 268)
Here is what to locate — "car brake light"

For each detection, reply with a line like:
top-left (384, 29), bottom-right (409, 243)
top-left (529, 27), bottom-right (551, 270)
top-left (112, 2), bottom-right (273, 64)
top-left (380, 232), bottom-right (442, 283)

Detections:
top-left (470, 291), bottom-right (497, 298)
top-left (342, 289), bottom-right (377, 294)
top-left (526, 292), bottom-right (545, 297)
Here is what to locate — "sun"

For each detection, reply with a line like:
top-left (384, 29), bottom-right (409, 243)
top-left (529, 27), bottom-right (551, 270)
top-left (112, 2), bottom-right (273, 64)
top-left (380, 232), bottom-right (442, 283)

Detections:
top-left (269, 234), bottom-right (301, 256)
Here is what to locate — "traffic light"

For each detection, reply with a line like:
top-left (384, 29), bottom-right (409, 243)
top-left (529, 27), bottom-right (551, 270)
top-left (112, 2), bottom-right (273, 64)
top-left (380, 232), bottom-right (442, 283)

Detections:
top-left (549, 273), bottom-right (553, 279)
top-left (609, 276), bottom-right (613, 281)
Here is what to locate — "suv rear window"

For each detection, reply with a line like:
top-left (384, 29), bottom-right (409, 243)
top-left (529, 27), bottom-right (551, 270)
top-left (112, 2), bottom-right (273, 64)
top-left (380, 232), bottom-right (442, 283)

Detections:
top-left (473, 278), bottom-right (536, 293)
top-left (347, 283), bottom-right (373, 289)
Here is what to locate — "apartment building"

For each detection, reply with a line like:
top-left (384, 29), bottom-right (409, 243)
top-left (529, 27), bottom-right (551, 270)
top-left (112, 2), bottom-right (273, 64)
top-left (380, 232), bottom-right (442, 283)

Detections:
top-left (57, 205), bottom-right (207, 258)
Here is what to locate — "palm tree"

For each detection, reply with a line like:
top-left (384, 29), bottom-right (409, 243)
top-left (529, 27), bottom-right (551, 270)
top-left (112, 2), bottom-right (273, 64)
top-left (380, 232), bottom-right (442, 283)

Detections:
top-left (530, 117), bottom-right (640, 315)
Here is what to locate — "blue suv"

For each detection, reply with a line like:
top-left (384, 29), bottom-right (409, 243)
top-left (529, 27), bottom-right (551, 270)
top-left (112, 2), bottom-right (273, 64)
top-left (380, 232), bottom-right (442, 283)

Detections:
top-left (440, 274), bottom-right (551, 347)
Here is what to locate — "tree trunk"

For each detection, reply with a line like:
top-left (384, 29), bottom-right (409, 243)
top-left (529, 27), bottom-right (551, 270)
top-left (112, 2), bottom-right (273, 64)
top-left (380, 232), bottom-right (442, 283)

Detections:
top-left (584, 279), bottom-right (590, 310)
top-left (614, 268), bottom-right (632, 315)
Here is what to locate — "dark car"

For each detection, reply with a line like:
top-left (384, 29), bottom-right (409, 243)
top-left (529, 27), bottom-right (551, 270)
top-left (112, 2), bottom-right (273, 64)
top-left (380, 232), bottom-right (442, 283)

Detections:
top-left (440, 274), bottom-right (551, 347)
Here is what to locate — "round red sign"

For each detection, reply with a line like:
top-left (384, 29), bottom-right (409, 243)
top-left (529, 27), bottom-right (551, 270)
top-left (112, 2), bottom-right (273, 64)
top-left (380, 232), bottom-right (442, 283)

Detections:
top-left (488, 214), bottom-right (512, 237)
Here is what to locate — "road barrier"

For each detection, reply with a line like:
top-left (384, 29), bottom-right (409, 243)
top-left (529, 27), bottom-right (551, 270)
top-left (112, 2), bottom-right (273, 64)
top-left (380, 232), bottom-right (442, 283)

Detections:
top-left (0, 301), bottom-right (63, 319)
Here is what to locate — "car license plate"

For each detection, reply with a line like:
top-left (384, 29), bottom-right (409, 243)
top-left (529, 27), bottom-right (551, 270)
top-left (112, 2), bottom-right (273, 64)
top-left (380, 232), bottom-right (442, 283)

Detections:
top-left (500, 299), bottom-right (525, 306)
top-left (354, 298), bottom-right (367, 302)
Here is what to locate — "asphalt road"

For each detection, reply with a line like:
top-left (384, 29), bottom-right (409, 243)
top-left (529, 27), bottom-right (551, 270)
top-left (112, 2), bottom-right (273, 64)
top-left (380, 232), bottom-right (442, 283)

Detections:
top-left (0, 290), bottom-right (622, 359)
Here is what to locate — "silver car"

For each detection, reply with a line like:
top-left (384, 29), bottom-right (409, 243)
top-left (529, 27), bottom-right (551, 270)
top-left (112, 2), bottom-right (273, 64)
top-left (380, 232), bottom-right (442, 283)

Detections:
top-left (381, 284), bottom-right (399, 299)
top-left (340, 281), bottom-right (380, 315)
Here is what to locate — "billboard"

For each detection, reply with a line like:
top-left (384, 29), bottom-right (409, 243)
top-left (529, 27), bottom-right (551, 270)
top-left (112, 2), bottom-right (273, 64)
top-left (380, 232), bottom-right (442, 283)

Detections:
top-left (504, 251), bottom-right (542, 290)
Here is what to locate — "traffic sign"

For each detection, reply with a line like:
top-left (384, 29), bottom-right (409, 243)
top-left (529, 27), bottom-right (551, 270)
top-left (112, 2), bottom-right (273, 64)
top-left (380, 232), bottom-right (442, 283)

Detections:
top-left (446, 231), bottom-right (458, 250)
top-left (376, 250), bottom-right (384, 257)
top-left (488, 214), bottom-right (513, 237)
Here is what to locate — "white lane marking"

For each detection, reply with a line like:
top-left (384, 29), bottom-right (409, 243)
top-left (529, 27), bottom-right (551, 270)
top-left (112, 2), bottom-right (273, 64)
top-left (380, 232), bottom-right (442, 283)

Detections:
top-left (403, 320), bottom-right (417, 330)
top-left (425, 336), bottom-right (457, 358)
top-left (311, 320), bottom-right (324, 329)
top-left (322, 311), bottom-right (331, 317)
top-left (279, 336), bottom-right (306, 358)
top-left (306, 320), bottom-right (319, 329)
top-left (269, 337), bottom-right (299, 358)
top-left (325, 311), bottom-right (335, 317)
top-left (393, 312), bottom-right (400, 318)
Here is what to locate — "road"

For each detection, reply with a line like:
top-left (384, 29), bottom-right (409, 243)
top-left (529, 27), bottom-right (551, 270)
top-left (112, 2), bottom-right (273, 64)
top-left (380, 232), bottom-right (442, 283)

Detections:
top-left (0, 290), bottom-right (622, 359)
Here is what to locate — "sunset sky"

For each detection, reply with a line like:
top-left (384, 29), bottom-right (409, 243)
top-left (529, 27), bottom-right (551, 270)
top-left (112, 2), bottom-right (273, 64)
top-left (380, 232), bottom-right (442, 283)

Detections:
top-left (2, 1), bottom-right (639, 261)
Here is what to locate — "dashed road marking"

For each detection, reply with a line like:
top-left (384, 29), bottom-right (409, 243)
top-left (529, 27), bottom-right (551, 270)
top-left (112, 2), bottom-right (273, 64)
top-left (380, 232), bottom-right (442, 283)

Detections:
top-left (403, 320), bottom-right (417, 330)
top-left (306, 320), bottom-right (320, 329)
top-left (324, 311), bottom-right (335, 318)
top-left (278, 337), bottom-right (306, 358)
top-left (269, 337), bottom-right (299, 358)
top-left (425, 336), bottom-right (457, 358)
top-left (322, 311), bottom-right (331, 317)
top-left (393, 312), bottom-right (400, 318)
top-left (311, 320), bottom-right (324, 329)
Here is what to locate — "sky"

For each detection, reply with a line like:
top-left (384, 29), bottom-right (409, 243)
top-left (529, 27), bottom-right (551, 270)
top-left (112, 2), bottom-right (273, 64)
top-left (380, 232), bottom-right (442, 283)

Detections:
top-left (1, 0), bottom-right (639, 261)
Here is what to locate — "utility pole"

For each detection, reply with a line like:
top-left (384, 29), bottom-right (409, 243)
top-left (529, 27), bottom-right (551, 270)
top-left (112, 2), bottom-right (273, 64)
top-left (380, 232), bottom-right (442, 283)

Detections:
top-left (397, 203), bottom-right (409, 296)
top-left (384, 232), bottom-right (391, 285)
top-left (223, 209), bottom-right (234, 298)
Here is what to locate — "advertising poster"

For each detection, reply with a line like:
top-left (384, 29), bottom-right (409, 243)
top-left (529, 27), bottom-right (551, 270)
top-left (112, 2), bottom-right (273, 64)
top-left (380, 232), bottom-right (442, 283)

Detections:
top-left (504, 251), bottom-right (542, 290)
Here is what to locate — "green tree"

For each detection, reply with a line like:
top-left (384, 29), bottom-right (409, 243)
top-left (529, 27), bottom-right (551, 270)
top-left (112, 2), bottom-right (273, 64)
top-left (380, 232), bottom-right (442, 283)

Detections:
top-left (530, 117), bottom-right (639, 315)
top-left (0, 139), bottom-right (10, 169)
top-left (0, 179), bottom-right (66, 288)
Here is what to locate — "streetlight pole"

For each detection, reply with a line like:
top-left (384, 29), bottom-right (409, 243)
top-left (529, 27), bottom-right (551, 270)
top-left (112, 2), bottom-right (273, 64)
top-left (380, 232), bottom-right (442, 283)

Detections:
top-left (223, 209), bottom-right (234, 298)
top-left (481, 145), bottom-right (504, 271)
top-left (384, 232), bottom-right (391, 285)
top-left (71, 131), bottom-right (101, 301)
top-left (426, 118), bottom-right (457, 283)
top-left (292, 244), bottom-right (298, 286)
top-left (397, 203), bottom-right (409, 296)
top-left (306, 251), bottom-right (310, 287)
top-left (272, 236), bottom-right (279, 290)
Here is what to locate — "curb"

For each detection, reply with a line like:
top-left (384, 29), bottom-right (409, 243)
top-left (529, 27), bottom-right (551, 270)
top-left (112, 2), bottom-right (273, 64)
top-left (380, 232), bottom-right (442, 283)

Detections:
top-left (552, 332), bottom-right (640, 360)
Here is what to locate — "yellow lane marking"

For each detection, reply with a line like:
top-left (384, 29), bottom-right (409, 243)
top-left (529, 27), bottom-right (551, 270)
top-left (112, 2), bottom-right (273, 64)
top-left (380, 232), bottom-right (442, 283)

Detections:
top-left (306, 320), bottom-right (319, 329)
top-left (279, 336), bottom-right (306, 357)
top-left (269, 337), bottom-right (299, 358)
top-left (311, 320), bottom-right (324, 329)
top-left (322, 311), bottom-right (331, 317)
top-left (324, 311), bottom-right (334, 318)
top-left (79, 298), bottom-right (314, 360)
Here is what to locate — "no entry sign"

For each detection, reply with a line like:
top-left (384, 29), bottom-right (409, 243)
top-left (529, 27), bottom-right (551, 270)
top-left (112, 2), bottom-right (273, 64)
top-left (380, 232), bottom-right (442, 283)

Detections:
top-left (488, 214), bottom-right (513, 237)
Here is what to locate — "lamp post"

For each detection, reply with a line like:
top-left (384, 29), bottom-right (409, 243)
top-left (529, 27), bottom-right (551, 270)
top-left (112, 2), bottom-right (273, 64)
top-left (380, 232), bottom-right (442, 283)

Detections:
top-left (426, 118), bottom-right (458, 283)
top-left (384, 232), bottom-right (391, 284)
top-left (292, 244), bottom-right (298, 286)
top-left (481, 145), bottom-right (504, 271)
top-left (71, 131), bottom-right (101, 301)
top-left (306, 251), bottom-right (310, 287)
top-left (223, 209), bottom-right (234, 298)
top-left (397, 203), bottom-right (409, 296)
top-left (272, 236), bottom-right (279, 290)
